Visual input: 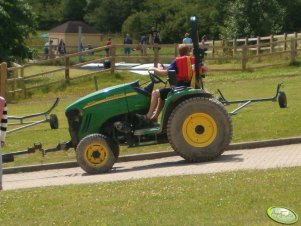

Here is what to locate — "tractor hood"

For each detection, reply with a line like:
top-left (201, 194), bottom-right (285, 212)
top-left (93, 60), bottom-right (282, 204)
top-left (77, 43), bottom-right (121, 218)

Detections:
top-left (66, 81), bottom-right (139, 112)
top-left (65, 80), bottom-right (151, 143)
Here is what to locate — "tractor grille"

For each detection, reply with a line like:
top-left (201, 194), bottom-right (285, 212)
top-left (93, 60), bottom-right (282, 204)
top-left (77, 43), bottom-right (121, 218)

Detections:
top-left (82, 113), bottom-right (92, 132)
top-left (66, 109), bottom-right (82, 146)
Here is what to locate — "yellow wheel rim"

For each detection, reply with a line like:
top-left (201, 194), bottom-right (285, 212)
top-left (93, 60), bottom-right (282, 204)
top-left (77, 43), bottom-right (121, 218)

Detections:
top-left (84, 142), bottom-right (108, 166)
top-left (182, 113), bottom-right (217, 147)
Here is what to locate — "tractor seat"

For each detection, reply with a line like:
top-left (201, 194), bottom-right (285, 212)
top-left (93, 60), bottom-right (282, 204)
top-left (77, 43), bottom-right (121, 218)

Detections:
top-left (172, 86), bottom-right (190, 92)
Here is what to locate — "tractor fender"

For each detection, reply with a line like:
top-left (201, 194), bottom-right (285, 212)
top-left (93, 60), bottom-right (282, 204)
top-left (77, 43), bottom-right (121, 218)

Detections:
top-left (160, 89), bottom-right (213, 130)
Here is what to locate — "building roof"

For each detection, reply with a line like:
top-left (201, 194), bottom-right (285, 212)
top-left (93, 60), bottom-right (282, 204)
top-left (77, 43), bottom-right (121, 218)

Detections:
top-left (49, 21), bottom-right (99, 34)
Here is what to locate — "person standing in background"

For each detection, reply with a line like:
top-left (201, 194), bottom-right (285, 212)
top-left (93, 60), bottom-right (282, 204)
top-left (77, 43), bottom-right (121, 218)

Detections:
top-left (149, 27), bottom-right (156, 47)
top-left (105, 38), bottom-right (112, 57)
top-left (201, 35), bottom-right (209, 51)
top-left (124, 34), bottom-right (133, 56)
top-left (43, 41), bottom-right (49, 59)
top-left (0, 96), bottom-right (7, 191)
top-left (139, 33), bottom-right (147, 56)
top-left (58, 39), bottom-right (66, 55)
top-left (153, 31), bottom-right (161, 52)
top-left (182, 33), bottom-right (192, 44)
top-left (154, 31), bottom-right (161, 45)
top-left (48, 39), bottom-right (55, 59)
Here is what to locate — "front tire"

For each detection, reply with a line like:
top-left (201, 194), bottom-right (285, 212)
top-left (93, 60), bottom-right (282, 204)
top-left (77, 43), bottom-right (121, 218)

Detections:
top-left (76, 134), bottom-right (116, 174)
top-left (167, 97), bottom-right (232, 162)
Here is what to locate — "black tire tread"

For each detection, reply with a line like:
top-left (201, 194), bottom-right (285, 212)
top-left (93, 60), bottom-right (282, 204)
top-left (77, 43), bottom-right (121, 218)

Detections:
top-left (278, 91), bottom-right (287, 108)
top-left (49, 114), bottom-right (59, 129)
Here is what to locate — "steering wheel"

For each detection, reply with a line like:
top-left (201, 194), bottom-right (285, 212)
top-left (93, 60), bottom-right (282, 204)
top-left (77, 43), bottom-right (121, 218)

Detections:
top-left (148, 68), bottom-right (166, 84)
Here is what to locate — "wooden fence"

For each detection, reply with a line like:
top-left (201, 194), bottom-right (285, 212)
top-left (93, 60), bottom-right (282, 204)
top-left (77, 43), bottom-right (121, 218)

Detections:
top-left (1, 32), bottom-right (301, 99)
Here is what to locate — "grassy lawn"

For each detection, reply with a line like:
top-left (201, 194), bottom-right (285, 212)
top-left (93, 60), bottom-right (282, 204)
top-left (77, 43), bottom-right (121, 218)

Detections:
top-left (0, 167), bottom-right (300, 225)
top-left (3, 64), bottom-right (301, 168)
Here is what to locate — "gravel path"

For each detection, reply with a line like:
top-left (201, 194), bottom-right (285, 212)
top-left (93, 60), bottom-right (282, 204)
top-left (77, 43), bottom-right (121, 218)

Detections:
top-left (3, 143), bottom-right (301, 190)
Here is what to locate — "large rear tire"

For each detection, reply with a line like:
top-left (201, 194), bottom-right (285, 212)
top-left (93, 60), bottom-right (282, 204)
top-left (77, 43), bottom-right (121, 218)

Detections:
top-left (167, 97), bottom-right (232, 162)
top-left (76, 134), bottom-right (116, 174)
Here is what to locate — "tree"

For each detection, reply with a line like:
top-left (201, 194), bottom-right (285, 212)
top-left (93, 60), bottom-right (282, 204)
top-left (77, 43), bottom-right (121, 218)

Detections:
top-left (61, 0), bottom-right (87, 22)
top-left (277, 0), bottom-right (301, 32)
top-left (222, 0), bottom-right (286, 39)
top-left (122, 0), bottom-right (231, 43)
top-left (122, 12), bottom-right (152, 40)
top-left (0, 0), bottom-right (37, 63)
top-left (85, 0), bottom-right (144, 32)
top-left (26, 0), bottom-right (62, 30)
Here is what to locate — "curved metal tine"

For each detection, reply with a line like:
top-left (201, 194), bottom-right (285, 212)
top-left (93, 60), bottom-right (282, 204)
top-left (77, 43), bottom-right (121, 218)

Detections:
top-left (8, 98), bottom-right (60, 120)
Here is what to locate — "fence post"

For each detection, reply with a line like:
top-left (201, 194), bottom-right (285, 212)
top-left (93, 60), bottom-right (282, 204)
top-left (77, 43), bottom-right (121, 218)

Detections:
top-left (110, 45), bottom-right (116, 73)
top-left (221, 40), bottom-right (225, 57)
top-left (212, 40), bottom-right (215, 58)
top-left (20, 66), bottom-right (26, 98)
top-left (284, 33), bottom-right (287, 51)
top-left (12, 68), bottom-right (17, 99)
top-left (256, 36), bottom-right (260, 55)
top-left (294, 32), bottom-right (298, 49)
top-left (64, 56), bottom-right (70, 81)
top-left (290, 38), bottom-right (297, 64)
top-left (233, 38), bottom-right (237, 56)
top-left (270, 35), bottom-right (274, 53)
top-left (241, 45), bottom-right (248, 71)
top-left (0, 63), bottom-right (7, 98)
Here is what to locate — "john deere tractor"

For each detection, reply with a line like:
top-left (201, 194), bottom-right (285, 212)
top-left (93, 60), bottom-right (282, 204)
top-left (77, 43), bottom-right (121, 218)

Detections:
top-left (65, 17), bottom-right (233, 174)
top-left (2, 17), bottom-right (286, 169)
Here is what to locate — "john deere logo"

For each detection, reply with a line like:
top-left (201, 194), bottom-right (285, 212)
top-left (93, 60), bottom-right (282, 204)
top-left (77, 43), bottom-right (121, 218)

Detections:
top-left (267, 207), bottom-right (298, 224)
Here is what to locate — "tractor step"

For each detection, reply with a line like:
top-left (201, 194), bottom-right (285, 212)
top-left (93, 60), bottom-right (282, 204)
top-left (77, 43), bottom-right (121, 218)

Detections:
top-left (134, 125), bottom-right (160, 136)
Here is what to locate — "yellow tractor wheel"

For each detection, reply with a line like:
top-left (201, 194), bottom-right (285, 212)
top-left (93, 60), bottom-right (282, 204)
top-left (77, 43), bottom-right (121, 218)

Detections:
top-left (167, 97), bottom-right (232, 162)
top-left (76, 134), bottom-right (116, 174)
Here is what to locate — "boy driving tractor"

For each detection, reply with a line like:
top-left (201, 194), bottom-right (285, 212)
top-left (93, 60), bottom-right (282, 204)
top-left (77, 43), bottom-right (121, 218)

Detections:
top-left (139, 44), bottom-right (208, 123)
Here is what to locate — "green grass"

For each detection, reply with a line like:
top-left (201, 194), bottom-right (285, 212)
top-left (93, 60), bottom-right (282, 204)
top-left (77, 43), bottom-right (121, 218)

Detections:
top-left (3, 64), bottom-right (301, 168)
top-left (0, 167), bottom-right (300, 225)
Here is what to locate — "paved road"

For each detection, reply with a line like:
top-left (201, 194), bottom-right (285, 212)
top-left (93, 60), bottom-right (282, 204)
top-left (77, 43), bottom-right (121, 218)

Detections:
top-left (3, 143), bottom-right (301, 190)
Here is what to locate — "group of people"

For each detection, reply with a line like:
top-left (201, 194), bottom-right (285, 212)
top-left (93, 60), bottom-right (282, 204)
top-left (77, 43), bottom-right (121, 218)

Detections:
top-left (118, 27), bottom-right (162, 56)
top-left (44, 39), bottom-right (66, 59)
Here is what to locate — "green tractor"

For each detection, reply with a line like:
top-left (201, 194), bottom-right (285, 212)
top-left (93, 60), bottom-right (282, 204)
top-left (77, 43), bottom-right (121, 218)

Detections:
top-left (2, 17), bottom-right (287, 170)
top-left (65, 17), bottom-right (233, 174)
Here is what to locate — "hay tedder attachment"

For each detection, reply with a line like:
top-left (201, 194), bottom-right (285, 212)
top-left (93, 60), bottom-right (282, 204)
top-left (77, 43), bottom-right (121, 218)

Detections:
top-left (2, 98), bottom-right (60, 163)
top-left (217, 83), bottom-right (287, 115)
top-left (7, 98), bottom-right (60, 134)
top-left (2, 141), bottom-right (72, 163)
